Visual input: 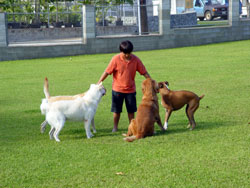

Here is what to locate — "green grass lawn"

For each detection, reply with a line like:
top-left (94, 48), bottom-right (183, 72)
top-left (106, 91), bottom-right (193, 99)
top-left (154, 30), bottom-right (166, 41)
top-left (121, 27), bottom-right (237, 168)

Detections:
top-left (197, 20), bottom-right (229, 27)
top-left (0, 40), bottom-right (249, 188)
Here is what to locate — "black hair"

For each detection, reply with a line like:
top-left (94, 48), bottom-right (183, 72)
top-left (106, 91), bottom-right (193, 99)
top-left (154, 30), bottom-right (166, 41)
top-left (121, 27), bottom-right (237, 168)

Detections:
top-left (119, 40), bottom-right (133, 54)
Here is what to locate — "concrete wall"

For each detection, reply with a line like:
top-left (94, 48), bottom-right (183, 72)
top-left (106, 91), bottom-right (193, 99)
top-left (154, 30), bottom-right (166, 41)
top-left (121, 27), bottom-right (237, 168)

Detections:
top-left (1, 0), bottom-right (250, 61)
top-left (8, 27), bottom-right (83, 43)
top-left (96, 26), bottom-right (138, 36)
top-left (8, 26), bottom-right (139, 42)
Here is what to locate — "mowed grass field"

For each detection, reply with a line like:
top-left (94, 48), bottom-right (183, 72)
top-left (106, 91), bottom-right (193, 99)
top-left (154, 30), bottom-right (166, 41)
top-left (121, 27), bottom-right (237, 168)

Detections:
top-left (0, 40), bottom-right (249, 188)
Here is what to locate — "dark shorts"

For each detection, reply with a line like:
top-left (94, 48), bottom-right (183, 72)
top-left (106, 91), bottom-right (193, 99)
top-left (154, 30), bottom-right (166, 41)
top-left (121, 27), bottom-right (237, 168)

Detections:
top-left (111, 90), bottom-right (137, 113)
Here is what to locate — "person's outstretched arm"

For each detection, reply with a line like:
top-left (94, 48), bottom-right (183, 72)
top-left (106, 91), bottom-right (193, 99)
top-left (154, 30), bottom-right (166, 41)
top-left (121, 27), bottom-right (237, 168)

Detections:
top-left (97, 71), bottom-right (109, 84)
top-left (143, 72), bottom-right (151, 79)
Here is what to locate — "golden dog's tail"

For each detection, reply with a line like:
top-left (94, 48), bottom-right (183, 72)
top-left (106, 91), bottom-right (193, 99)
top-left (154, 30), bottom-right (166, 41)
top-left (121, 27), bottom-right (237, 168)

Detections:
top-left (199, 94), bottom-right (205, 100)
top-left (44, 77), bottom-right (50, 99)
top-left (123, 136), bottom-right (137, 142)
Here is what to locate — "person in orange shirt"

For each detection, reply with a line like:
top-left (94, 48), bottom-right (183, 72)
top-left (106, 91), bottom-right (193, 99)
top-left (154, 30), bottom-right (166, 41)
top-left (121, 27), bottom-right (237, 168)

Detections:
top-left (97, 40), bottom-right (151, 132)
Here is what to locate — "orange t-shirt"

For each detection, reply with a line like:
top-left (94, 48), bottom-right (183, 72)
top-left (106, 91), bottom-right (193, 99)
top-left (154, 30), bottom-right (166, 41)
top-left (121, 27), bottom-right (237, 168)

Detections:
top-left (105, 53), bottom-right (147, 93)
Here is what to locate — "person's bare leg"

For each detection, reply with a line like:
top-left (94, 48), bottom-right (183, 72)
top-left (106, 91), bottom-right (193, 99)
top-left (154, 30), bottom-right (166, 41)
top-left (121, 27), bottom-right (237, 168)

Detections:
top-left (112, 112), bottom-right (120, 132)
top-left (128, 113), bottom-right (134, 123)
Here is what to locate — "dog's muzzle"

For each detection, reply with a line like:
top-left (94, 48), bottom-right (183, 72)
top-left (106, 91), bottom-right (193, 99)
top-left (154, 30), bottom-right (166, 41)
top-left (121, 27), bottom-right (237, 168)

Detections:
top-left (102, 88), bottom-right (106, 96)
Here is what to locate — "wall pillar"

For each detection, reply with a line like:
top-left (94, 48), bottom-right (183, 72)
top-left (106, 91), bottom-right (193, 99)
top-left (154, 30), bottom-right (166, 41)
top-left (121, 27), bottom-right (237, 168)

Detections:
top-left (0, 13), bottom-right (7, 47)
top-left (229, 0), bottom-right (240, 26)
top-left (159, 0), bottom-right (171, 35)
top-left (82, 5), bottom-right (96, 44)
top-left (171, 0), bottom-right (176, 14)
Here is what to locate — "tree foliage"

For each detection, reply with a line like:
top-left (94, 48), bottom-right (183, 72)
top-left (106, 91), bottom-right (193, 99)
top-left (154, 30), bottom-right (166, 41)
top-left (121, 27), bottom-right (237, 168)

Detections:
top-left (0, 0), bottom-right (134, 12)
top-left (0, 0), bottom-right (149, 30)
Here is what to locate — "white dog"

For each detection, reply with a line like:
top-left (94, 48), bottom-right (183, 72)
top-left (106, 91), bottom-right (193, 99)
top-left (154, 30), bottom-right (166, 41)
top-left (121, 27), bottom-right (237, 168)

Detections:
top-left (40, 77), bottom-right (106, 142)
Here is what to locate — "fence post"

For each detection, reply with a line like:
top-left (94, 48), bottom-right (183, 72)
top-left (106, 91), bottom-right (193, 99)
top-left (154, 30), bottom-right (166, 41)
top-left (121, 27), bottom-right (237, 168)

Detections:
top-left (0, 13), bottom-right (8, 47)
top-left (137, 0), bottom-right (142, 35)
top-left (229, 0), bottom-right (240, 26)
top-left (82, 5), bottom-right (96, 44)
top-left (159, 0), bottom-right (171, 35)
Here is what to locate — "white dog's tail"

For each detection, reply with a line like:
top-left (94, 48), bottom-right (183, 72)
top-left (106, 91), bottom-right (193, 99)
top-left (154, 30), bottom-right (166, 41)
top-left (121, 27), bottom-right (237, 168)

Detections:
top-left (41, 77), bottom-right (50, 115)
top-left (44, 77), bottom-right (50, 99)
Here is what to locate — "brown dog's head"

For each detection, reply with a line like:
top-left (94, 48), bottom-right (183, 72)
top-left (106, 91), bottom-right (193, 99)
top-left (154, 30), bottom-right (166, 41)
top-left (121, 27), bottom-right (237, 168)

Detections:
top-left (158, 81), bottom-right (170, 90)
top-left (153, 80), bottom-right (160, 93)
top-left (141, 78), bottom-right (159, 100)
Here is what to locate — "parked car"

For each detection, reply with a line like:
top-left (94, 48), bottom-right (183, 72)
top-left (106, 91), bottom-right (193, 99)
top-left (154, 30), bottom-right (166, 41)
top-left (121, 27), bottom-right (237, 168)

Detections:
top-left (194, 0), bottom-right (228, 21)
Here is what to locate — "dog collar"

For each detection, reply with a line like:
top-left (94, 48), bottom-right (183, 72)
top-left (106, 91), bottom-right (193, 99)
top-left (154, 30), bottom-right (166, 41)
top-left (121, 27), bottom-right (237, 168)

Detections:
top-left (165, 84), bottom-right (169, 89)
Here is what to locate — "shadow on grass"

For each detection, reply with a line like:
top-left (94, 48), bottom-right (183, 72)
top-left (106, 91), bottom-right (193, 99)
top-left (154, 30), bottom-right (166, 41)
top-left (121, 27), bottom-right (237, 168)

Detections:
top-left (62, 127), bottom-right (129, 141)
top-left (154, 120), bottom-right (234, 137)
top-left (24, 109), bottom-right (41, 114)
top-left (62, 120), bottom-right (233, 141)
top-left (33, 109), bottom-right (235, 141)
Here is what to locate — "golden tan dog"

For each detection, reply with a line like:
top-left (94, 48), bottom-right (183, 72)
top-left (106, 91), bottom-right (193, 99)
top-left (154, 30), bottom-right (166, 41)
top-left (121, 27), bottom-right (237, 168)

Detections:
top-left (123, 78), bottom-right (165, 142)
top-left (158, 81), bottom-right (204, 130)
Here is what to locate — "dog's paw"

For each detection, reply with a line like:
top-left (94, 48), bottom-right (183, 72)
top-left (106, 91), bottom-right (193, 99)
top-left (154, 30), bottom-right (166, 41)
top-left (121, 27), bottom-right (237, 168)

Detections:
top-left (189, 126), bottom-right (195, 131)
top-left (87, 134), bottom-right (94, 139)
top-left (160, 127), bottom-right (166, 132)
top-left (164, 122), bottom-right (168, 130)
top-left (40, 128), bottom-right (45, 134)
top-left (187, 124), bottom-right (191, 129)
top-left (123, 136), bottom-right (136, 142)
top-left (55, 138), bottom-right (60, 142)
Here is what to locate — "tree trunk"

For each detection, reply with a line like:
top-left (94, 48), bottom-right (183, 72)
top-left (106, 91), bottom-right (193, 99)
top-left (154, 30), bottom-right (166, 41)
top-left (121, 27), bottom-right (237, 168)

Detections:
top-left (247, 0), bottom-right (250, 18)
top-left (140, 0), bottom-right (148, 33)
top-left (12, 6), bottom-right (15, 22)
top-left (56, 0), bottom-right (58, 22)
top-left (65, 1), bottom-right (69, 23)
top-left (35, 0), bottom-right (40, 23)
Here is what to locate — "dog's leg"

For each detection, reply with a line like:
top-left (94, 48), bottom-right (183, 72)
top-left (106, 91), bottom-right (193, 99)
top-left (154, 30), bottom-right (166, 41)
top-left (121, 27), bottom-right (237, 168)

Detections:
top-left (91, 118), bottom-right (96, 133)
top-left (186, 104), bottom-right (192, 129)
top-left (123, 119), bottom-right (135, 137)
top-left (53, 122), bottom-right (65, 142)
top-left (40, 120), bottom-right (48, 133)
top-left (187, 102), bottom-right (199, 130)
top-left (164, 108), bottom-right (172, 130)
top-left (155, 114), bottom-right (165, 131)
top-left (187, 111), bottom-right (196, 130)
top-left (84, 119), bottom-right (93, 139)
top-left (52, 117), bottom-right (65, 142)
top-left (124, 128), bottom-right (142, 142)
top-left (123, 135), bottom-right (137, 142)
top-left (49, 127), bottom-right (55, 140)
top-left (122, 123), bottom-right (132, 137)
